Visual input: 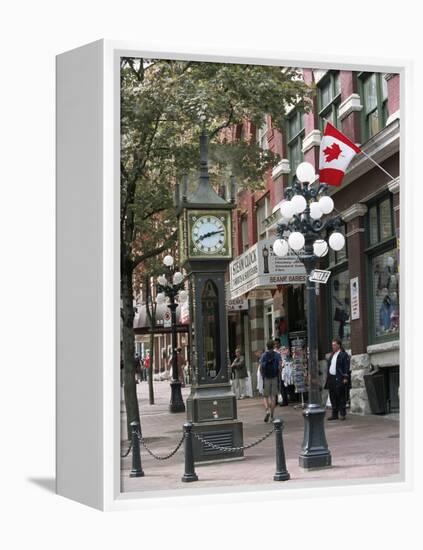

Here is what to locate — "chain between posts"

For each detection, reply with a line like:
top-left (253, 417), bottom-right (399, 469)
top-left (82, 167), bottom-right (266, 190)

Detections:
top-left (137, 431), bottom-right (186, 461)
top-left (193, 425), bottom-right (275, 454)
top-left (121, 441), bottom-right (133, 458)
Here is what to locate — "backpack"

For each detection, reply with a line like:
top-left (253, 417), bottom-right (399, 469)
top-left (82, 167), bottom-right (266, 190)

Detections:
top-left (261, 351), bottom-right (279, 379)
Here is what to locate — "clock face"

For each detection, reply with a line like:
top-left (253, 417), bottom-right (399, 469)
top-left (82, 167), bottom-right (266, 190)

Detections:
top-left (191, 215), bottom-right (226, 255)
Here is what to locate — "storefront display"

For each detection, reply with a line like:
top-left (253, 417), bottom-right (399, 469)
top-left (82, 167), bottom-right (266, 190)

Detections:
top-left (289, 334), bottom-right (308, 400)
top-left (371, 250), bottom-right (399, 337)
top-left (330, 271), bottom-right (351, 349)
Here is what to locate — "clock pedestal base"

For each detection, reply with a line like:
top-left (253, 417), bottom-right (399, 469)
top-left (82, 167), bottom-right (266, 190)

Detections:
top-left (187, 383), bottom-right (244, 463)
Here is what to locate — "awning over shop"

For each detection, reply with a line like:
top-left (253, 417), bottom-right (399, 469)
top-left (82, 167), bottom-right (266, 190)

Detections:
top-left (229, 237), bottom-right (306, 300)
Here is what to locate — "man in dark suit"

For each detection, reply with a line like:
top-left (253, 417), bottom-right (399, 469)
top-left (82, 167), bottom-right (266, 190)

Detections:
top-left (325, 338), bottom-right (350, 421)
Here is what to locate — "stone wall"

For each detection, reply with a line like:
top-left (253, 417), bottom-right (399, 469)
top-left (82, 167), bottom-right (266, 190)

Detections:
top-left (350, 353), bottom-right (372, 415)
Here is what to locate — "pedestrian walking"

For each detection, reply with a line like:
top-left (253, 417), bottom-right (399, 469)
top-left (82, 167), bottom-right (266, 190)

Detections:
top-left (260, 340), bottom-right (282, 422)
top-left (134, 353), bottom-right (142, 384)
top-left (230, 347), bottom-right (248, 399)
top-left (140, 357), bottom-right (147, 381)
top-left (324, 338), bottom-right (350, 420)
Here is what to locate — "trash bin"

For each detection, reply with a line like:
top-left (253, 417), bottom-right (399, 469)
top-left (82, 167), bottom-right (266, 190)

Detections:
top-left (364, 370), bottom-right (388, 414)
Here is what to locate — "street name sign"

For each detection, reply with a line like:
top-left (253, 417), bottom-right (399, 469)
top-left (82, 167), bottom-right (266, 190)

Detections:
top-left (309, 269), bottom-right (331, 284)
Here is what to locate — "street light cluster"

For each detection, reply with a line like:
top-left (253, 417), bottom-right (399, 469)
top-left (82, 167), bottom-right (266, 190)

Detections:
top-left (156, 255), bottom-right (188, 305)
top-left (273, 161), bottom-right (347, 469)
top-left (156, 254), bottom-right (187, 413)
top-left (273, 162), bottom-right (345, 259)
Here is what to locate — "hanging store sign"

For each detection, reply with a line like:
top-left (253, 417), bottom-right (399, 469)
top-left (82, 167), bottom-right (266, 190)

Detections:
top-left (229, 238), bottom-right (306, 299)
top-left (350, 277), bottom-right (360, 320)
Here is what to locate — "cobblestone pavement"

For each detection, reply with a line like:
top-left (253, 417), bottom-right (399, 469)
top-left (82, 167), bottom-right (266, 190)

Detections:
top-left (120, 381), bottom-right (400, 494)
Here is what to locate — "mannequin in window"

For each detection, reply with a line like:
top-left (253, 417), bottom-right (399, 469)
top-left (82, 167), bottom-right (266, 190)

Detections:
top-left (389, 290), bottom-right (399, 331)
top-left (379, 288), bottom-right (394, 332)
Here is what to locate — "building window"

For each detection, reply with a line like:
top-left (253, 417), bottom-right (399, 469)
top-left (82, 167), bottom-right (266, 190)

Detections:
top-left (329, 269), bottom-right (351, 350)
top-left (326, 223), bottom-right (350, 349)
top-left (241, 215), bottom-right (249, 252)
top-left (360, 72), bottom-right (390, 141)
top-left (264, 303), bottom-right (274, 341)
top-left (367, 195), bottom-right (394, 246)
top-left (366, 194), bottom-right (399, 342)
top-left (287, 111), bottom-right (304, 180)
top-left (318, 71), bottom-right (341, 130)
top-left (328, 224), bottom-right (348, 266)
top-left (370, 250), bottom-right (399, 338)
top-left (256, 195), bottom-right (270, 240)
top-left (256, 116), bottom-right (269, 150)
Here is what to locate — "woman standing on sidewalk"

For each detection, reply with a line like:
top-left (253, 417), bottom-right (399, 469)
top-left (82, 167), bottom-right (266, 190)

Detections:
top-left (231, 347), bottom-right (248, 399)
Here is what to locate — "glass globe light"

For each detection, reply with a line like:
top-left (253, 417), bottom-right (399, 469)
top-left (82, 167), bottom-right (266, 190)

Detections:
top-left (386, 256), bottom-right (394, 268)
top-left (156, 292), bottom-right (166, 304)
top-left (273, 239), bottom-right (289, 257)
top-left (178, 290), bottom-right (188, 303)
top-left (173, 271), bottom-right (184, 285)
top-left (313, 239), bottom-right (329, 257)
top-left (296, 162), bottom-right (316, 183)
top-left (318, 195), bottom-right (334, 215)
top-left (291, 194), bottom-right (307, 214)
top-left (329, 232), bottom-right (345, 251)
top-left (280, 200), bottom-right (295, 219)
top-left (163, 254), bottom-right (174, 267)
top-left (156, 303), bottom-right (167, 317)
top-left (288, 231), bottom-right (305, 251)
top-left (157, 274), bottom-right (167, 286)
top-left (310, 202), bottom-right (323, 220)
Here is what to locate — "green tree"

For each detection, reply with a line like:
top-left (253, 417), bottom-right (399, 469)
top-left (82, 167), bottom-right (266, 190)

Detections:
top-left (121, 58), bottom-right (312, 438)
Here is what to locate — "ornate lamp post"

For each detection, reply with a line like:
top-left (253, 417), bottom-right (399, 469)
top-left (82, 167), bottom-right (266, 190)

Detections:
top-left (156, 254), bottom-right (188, 413)
top-left (274, 161), bottom-right (346, 469)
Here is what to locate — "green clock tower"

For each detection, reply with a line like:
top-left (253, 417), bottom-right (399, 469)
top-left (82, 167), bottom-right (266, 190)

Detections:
top-left (176, 130), bottom-right (244, 463)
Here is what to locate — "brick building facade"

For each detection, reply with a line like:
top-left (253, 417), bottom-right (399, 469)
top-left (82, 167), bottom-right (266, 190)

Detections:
top-left (227, 69), bottom-right (400, 414)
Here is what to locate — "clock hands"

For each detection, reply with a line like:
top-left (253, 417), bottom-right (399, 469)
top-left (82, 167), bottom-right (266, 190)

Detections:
top-left (197, 229), bottom-right (224, 241)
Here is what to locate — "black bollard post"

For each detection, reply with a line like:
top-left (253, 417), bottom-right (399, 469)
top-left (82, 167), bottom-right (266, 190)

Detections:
top-left (129, 420), bottom-right (144, 478)
top-left (273, 418), bottom-right (290, 481)
top-left (181, 422), bottom-right (198, 482)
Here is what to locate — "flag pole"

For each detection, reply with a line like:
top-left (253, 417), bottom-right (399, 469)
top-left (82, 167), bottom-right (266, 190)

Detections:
top-left (359, 149), bottom-right (397, 183)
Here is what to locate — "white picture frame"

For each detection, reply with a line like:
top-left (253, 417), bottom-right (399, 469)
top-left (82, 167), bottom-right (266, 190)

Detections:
top-left (56, 39), bottom-right (411, 511)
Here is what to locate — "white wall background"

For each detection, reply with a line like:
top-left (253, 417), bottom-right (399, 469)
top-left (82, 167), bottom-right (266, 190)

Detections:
top-left (0, 0), bottom-right (421, 547)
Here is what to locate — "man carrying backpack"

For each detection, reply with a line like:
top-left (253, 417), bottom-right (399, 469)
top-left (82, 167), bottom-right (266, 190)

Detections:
top-left (260, 340), bottom-right (282, 422)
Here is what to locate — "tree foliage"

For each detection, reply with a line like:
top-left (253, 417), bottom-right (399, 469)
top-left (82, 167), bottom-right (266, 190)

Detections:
top-left (121, 58), bottom-right (312, 268)
top-left (120, 57), bottom-right (312, 433)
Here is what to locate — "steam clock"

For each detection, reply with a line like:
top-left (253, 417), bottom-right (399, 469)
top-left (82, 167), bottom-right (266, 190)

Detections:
top-left (176, 131), bottom-right (244, 463)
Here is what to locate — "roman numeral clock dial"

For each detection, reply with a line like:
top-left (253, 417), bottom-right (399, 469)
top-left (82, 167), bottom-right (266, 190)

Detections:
top-left (191, 215), bottom-right (227, 255)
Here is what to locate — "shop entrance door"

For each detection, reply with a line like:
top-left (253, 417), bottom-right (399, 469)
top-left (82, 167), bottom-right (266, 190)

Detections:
top-left (287, 286), bottom-right (306, 332)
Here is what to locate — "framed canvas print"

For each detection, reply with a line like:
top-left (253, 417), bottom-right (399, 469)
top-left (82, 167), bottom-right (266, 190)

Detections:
top-left (56, 40), bottom-right (410, 511)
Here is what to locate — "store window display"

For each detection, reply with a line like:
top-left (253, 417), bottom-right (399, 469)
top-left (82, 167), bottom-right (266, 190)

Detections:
top-left (372, 251), bottom-right (399, 337)
top-left (330, 272), bottom-right (351, 350)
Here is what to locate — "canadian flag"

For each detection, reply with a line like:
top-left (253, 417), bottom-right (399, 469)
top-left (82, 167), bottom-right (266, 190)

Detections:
top-left (319, 122), bottom-right (361, 186)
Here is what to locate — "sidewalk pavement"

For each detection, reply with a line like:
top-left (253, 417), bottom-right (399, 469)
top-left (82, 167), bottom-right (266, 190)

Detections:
top-left (120, 380), bottom-right (400, 494)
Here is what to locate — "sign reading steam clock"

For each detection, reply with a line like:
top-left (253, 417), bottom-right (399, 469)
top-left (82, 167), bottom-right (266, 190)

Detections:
top-left (177, 130), bottom-right (244, 462)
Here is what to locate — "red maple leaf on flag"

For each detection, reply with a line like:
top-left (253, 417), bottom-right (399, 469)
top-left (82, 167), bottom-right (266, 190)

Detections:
top-left (323, 142), bottom-right (342, 162)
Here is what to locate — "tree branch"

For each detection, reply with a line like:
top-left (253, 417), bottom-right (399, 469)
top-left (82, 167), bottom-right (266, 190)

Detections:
top-left (132, 230), bottom-right (178, 268)
top-left (209, 105), bottom-right (235, 139)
